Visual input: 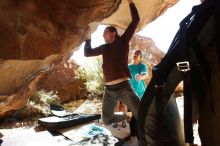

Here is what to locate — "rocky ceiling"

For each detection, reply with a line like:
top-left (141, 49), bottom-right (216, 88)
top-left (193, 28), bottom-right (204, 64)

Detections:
top-left (0, 0), bottom-right (177, 60)
top-left (0, 0), bottom-right (178, 119)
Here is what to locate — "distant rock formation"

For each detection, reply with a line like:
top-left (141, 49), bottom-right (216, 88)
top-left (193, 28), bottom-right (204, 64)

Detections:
top-left (129, 34), bottom-right (165, 64)
top-left (38, 59), bottom-right (86, 103)
top-left (128, 34), bottom-right (165, 85)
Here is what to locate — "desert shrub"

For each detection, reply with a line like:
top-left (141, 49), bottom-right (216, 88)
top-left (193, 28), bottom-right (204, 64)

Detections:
top-left (77, 57), bottom-right (104, 97)
top-left (28, 89), bottom-right (61, 115)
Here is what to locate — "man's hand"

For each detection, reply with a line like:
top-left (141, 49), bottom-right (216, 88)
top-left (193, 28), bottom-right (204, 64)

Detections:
top-left (127, 0), bottom-right (133, 4)
top-left (85, 27), bottom-right (92, 40)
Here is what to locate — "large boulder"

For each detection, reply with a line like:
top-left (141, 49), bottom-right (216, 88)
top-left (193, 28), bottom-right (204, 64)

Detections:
top-left (0, 55), bottom-right (61, 120)
top-left (0, 0), bottom-right (177, 60)
top-left (0, 0), bottom-right (121, 59)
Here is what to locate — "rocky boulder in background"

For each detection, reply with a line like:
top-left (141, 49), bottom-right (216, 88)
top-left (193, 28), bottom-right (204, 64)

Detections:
top-left (39, 59), bottom-right (86, 103)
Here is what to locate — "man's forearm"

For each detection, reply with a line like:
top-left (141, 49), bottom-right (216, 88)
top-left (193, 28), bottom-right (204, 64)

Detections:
top-left (121, 0), bottom-right (140, 42)
top-left (129, 2), bottom-right (140, 22)
top-left (84, 39), bottom-right (92, 57)
top-left (84, 39), bottom-right (102, 57)
top-left (127, 0), bottom-right (133, 4)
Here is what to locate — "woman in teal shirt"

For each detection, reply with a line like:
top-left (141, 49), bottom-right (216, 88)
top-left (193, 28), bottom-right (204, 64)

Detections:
top-left (129, 49), bottom-right (148, 99)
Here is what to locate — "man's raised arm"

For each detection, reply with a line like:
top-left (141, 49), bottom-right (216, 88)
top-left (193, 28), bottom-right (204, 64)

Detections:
top-left (121, 0), bottom-right (140, 42)
top-left (84, 28), bottom-right (102, 57)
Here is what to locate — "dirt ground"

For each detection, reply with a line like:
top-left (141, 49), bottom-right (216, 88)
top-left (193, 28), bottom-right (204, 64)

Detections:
top-left (0, 96), bottom-right (201, 146)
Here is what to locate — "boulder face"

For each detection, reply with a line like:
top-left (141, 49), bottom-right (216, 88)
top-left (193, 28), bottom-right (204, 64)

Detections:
top-left (0, 0), bottom-right (177, 60)
top-left (103, 0), bottom-right (177, 31)
top-left (0, 55), bottom-right (61, 120)
top-left (0, 0), bottom-right (122, 60)
top-left (0, 55), bottom-right (61, 95)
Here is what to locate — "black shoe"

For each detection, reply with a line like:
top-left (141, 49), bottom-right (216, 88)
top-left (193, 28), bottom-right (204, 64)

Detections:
top-left (121, 121), bottom-right (127, 128)
top-left (113, 122), bottom-right (118, 128)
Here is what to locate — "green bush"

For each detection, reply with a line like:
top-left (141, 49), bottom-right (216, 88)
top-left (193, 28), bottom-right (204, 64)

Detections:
top-left (77, 57), bottom-right (104, 96)
top-left (28, 89), bottom-right (61, 116)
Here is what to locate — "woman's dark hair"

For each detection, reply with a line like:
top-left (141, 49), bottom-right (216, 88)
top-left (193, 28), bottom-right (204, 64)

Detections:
top-left (134, 49), bottom-right (142, 58)
top-left (105, 26), bottom-right (119, 37)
